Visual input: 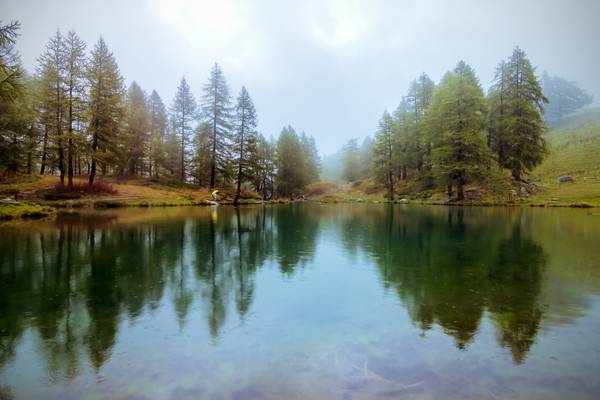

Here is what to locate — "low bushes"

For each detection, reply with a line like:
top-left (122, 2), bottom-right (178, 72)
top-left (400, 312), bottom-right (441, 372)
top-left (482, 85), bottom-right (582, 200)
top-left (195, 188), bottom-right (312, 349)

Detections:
top-left (44, 181), bottom-right (117, 200)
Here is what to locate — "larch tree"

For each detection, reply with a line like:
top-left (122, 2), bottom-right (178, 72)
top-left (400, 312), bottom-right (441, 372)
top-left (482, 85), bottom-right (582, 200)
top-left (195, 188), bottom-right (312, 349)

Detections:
top-left (405, 73), bottom-right (434, 173)
top-left (428, 61), bottom-right (491, 200)
top-left (341, 138), bottom-right (361, 182)
top-left (373, 111), bottom-right (396, 199)
top-left (63, 30), bottom-right (86, 186)
top-left (487, 60), bottom-right (509, 160)
top-left (252, 133), bottom-right (276, 200)
top-left (491, 47), bottom-right (548, 181)
top-left (0, 20), bottom-right (29, 173)
top-left (0, 76), bottom-right (37, 173)
top-left (190, 122), bottom-right (212, 186)
top-left (300, 133), bottom-right (320, 183)
top-left (0, 20), bottom-right (23, 103)
top-left (276, 126), bottom-right (305, 197)
top-left (148, 90), bottom-right (167, 177)
top-left (37, 30), bottom-right (67, 182)
top-left (232, 86), bottom-right (258, 205)
top-left (201, 62), bottom-right (232, 188)
top-left (170, 76), bottom-right (197, 182)
top-left (125, 81), bottom-right (150, 175)
top-left (392, 99), bottom-right (412, 181)
top-left (87, 37), bottom-right (125, 184)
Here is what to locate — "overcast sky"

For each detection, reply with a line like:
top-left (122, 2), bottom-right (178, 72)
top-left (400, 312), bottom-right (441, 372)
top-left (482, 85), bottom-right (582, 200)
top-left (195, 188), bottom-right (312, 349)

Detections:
top-left (4, 0), bottom-right (600, 154)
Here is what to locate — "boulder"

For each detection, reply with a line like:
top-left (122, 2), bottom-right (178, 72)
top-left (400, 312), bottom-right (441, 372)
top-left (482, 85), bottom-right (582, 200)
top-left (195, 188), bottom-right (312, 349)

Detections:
top-left (557, 176), bottom-right (574, 183)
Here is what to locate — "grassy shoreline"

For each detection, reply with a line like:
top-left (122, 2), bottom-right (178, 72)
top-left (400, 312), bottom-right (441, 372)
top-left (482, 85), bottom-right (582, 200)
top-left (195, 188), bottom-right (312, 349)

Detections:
top-left (1, 173), bottom-right (598, 222)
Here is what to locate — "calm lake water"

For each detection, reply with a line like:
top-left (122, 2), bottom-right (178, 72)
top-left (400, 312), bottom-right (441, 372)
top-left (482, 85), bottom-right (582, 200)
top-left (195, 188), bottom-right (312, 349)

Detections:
top-left (1, 204), bottom-right (600, 399)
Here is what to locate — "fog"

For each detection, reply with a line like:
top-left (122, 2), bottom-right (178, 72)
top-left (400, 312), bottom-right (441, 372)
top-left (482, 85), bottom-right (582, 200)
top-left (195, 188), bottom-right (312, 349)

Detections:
top-left (3, 0), bottom-right (599, 154)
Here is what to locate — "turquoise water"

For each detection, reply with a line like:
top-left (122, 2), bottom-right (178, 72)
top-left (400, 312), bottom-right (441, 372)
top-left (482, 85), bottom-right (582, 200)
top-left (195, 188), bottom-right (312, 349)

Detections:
top-left (1, 204), bottom-right (599, 399)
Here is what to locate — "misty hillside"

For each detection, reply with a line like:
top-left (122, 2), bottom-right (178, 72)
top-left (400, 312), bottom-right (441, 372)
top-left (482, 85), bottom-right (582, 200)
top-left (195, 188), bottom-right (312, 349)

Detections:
top-left (537, 111), bottom-right (600, 179)
top-left (528, 114), bottom-right (600, 203)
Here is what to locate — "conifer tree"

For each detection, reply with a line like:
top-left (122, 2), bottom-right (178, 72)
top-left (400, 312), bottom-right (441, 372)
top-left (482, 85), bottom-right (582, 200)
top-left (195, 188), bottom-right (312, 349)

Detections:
top-left (232, 86), bottom-right (258, 205)
top-left (252, 133), bottom-right (276, 199)
top-left (201, 62), bottom-right (232, 188)
top-left (405, 73), bottom-right (434, 173)
top-left (170, 76), bottom-right (197, 182)
top-left (373, 111), bottom-right (396, 199)
top-left (275, 126), bottom-right (318, 196)
top-left (341, 138), bottom-right (361, 182)
top-left (428, 61), bottom-right (491, 200)
top-left (37, 30), bottom-right (67, 182)
top-left (0, 20), bottom-right (23, 103)
top-left (63, 30), bottom-right (86, 186)
top-left (87, 37), bottom-right (125, 184)
top-left (148, 90), bottom-right (167, 177)
top-left (489, 47), bottom-right (548, 181)
top-left (125, 82), bottom-right (150, 175)
top-left (163, 129), bottom-right (181, 178)
top-left (190, 122), bottom-right (213, 186)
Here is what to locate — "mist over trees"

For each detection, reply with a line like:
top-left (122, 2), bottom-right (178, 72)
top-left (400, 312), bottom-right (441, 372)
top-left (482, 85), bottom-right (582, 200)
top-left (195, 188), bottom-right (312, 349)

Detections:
top-left (0, 22), bottom-right (321, 198)
top-left (339, 47), bottom-right (555, 199)
top-left (541, 72), bottom-right (593, 122)
top-left (3, 20), bottom-right (595, 201)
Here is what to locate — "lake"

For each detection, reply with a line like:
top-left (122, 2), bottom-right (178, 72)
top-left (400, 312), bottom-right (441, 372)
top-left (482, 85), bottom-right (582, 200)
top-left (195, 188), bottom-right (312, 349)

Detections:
top-left (1, 204), bottom-right (599, 399)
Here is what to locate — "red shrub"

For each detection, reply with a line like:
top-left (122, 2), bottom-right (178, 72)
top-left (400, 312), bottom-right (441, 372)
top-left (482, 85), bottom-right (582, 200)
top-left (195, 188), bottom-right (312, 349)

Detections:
top-left (52, 181), bottom-right (117, 196)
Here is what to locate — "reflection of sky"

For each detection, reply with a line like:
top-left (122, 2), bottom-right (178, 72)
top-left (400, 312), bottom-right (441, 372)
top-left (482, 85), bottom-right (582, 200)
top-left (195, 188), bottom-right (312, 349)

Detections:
top-left (1, 205), bottom-right (600, 399)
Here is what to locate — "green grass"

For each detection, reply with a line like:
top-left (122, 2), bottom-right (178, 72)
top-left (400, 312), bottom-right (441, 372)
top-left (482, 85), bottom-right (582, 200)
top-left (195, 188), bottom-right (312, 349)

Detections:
top-left (528, 120), bottom-right (600, 206)
top-left (0, 202), bottom-right (55, 220)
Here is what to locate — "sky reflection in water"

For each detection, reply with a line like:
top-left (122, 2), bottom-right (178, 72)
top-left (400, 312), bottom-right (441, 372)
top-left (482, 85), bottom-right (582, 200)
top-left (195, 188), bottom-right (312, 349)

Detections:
top-left (1, 204), bottom-right (600, 399)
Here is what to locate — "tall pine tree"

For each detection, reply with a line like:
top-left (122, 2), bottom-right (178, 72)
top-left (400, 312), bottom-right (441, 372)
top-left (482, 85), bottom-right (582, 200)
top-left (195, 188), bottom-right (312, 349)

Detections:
top-left (170, 76), bottom-right (197, 182)
top-left (125, 81), bottom-right (150, 175)
top-left (37, 30), bottom-right (67, 182)
top-left (87, 37), bottom-right (125, 184)
top-left (489, 47), bottom-right (548, 181)
top-left (232, 86), bottom-right (258, 205)
top-left (148, 90), bottom-right (167, 177)
top-left (63, 30), bottom-right (86, 186)
top-left (201, 62), bottom-right (232, 188)
top-left (428, 61), bottom-right (491, 200)
top-left (373, 111), bottom-right (396, 199)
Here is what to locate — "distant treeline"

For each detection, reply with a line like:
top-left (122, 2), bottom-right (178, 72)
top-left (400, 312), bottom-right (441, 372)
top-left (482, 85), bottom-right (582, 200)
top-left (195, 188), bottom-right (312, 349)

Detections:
top-left (0, 22), bottom-right (320, 201)
top-left (336, 47), bottom-right (593, 200)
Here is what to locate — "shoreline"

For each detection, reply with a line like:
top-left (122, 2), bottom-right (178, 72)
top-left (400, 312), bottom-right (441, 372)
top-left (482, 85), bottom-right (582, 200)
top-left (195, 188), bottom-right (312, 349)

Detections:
top-left (2, 196), bottom-right (597, 223)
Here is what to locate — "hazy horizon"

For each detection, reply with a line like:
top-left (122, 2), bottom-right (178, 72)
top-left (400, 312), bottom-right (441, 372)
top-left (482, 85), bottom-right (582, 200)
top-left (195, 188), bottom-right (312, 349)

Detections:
top-left (3, 0), bottom-right (600, 155)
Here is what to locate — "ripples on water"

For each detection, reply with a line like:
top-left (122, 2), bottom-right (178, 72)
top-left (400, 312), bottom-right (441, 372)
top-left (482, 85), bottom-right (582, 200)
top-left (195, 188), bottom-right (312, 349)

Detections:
top-left (1, 204), bottom-right (599, 399)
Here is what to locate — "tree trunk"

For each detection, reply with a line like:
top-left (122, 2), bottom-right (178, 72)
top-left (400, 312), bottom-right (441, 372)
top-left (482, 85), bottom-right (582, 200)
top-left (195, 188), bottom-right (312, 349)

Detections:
top-left (180, 112), bottom-right (185, 182)
top-left (40, 125), bottom-right (49, 175)
top-left (447, 185), bottom-right (453, 198)
top-left (511, 168), bottom-right (521, 181)
top-left (457, 178), bottom-right (465, 201)
top-left (67, 88), bottom-right (74, 187)
top-left (89, 131), bottom-right (98, 185)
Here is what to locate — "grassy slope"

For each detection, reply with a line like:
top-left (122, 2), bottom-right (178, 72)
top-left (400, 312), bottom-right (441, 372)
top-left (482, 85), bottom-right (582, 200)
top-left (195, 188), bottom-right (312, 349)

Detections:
top-left (528, 120), bottom-right (600, 205)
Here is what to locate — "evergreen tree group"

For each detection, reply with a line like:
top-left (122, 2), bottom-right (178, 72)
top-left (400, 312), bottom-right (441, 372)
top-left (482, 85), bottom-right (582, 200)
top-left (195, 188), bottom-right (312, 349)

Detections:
top-left (346, 46), bottom-right (550, 200)
top-left (0, 22), bottom-right (320, 198)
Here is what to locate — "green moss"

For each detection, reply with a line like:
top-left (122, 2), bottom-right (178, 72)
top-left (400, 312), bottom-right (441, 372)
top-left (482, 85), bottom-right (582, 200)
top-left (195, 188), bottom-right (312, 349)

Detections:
top-left (0, 202), bottom-right (54, 220)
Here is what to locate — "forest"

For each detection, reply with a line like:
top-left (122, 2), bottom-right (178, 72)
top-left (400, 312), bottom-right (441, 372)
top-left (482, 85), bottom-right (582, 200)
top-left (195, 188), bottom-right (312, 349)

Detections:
top-left (0, 20), bottom-right (594, 203)
top-left (0, 21), bottom-right (320, 204)
top-left (335, 50), bottom-right (593, 200)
